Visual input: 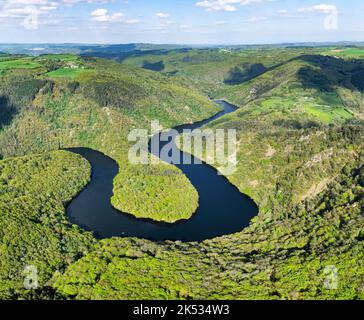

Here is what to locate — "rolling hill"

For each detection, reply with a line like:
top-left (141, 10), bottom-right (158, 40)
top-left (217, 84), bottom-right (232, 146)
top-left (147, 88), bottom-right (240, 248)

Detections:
top-left (0, 47), bottom-right (363, 299)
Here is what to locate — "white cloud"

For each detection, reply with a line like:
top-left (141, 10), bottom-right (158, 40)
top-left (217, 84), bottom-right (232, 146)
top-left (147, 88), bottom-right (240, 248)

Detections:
top-left (21, 9), bottom-right (39, 29)
top-left (215, 20), bottom-right (226, 25)
top-left (89, 25), bottom-right (109, 30)
top-left (246, 16), bottom-right (266, 22)
top-left (298, 4), bottom-right (338, 30)
top-left (195, 0), bottom-right (263, 12)
top-left (63, 0), bottom-right (114, 5)
top-left (0, 0), bottom-right (120, 30)
top-left (4, 0), bottom-right (56, 5)
top-left (125, 18), bottom-right (140, 24)
top-left (40, 5), bottom-right (57, 11)
top-left (0, 0), bottom-right (59, 29)
top-left (91, 8), bottom-right (107, 17)
top-left (91, 9), bottom-right (124, 22)
top-left (156, 12), bottom-right (170, 18)
top-left (298, 4), bottom-right (337, 14)
top-left (152, 19), bottom-right (176, 30)
top-left (278, 9), bottom-right (288, 14)
top-left (91, 8), bottom-right (140, 24)
top-left (179, 24), bottom-right (192, 29)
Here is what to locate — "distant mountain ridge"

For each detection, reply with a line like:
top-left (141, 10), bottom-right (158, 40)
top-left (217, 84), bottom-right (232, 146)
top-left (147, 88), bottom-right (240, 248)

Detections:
top-left (1, 42), bottom-right (364, 56)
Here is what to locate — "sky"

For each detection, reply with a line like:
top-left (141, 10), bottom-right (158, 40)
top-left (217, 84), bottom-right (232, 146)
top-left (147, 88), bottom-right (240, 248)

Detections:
top-left (0, 0), bottom-right (363, 44)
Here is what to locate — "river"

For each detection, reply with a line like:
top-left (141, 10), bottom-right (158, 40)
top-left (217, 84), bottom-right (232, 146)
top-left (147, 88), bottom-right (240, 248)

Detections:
top-left (66, 100), bottom-right (258, 242)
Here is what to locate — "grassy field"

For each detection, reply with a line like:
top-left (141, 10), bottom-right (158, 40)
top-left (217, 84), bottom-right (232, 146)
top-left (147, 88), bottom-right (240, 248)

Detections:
top-left (325, 47), bottom-right (364, 59)
top-left (304, 104), bottom-right (353, 123)
top-left (37, 54), bottom-right (79, 61)
top-left (47, 68), bottom-right (93, 79)
top-left (0, 59), bottom-right (41, 70)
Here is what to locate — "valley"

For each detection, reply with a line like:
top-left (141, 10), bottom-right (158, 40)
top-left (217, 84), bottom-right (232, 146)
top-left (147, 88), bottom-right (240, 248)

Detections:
top-left (0, 45), bottom-right (363, 300)
top-left (66, 100), bottom-right (258, 241)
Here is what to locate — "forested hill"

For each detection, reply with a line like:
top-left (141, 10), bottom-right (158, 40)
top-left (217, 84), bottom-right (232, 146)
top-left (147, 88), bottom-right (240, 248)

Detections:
top-left (0, 53), bottom-right (219, 297)
top-left (0, 53), bottom-right (219, 223)
top-left (0, 47), bottom-right (363, 299)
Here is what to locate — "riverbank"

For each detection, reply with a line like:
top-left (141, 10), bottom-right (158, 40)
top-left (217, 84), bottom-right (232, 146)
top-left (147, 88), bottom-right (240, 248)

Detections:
top-left (66, 100), bottom-right (258, 242)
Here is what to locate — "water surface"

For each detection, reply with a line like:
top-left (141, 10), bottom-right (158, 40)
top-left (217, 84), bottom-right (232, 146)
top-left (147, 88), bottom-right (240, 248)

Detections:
top-left (67, 100), bottom-right (258, 242)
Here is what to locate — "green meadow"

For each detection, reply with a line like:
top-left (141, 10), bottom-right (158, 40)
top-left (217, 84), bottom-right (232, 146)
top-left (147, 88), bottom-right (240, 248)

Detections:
top-left (47, 68), bottom-right (93, 79)
top-left (0, 59), bottom-right (41, 70)
top-left (327, 47), bottom-right (364, 59)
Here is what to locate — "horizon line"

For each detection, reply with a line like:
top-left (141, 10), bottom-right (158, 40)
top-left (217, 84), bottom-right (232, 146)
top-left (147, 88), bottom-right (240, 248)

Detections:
top-left (0, 40), bottom-right (364, 47)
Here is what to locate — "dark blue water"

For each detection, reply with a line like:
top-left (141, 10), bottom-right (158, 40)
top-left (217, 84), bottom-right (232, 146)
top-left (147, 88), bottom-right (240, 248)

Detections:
top-left (66, 100), bottom-right (258, 242)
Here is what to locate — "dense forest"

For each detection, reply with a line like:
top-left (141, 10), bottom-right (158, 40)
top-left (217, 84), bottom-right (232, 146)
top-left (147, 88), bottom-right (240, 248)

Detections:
top-left (0, 46), bottom-right (363, 299)
top-left (0, 54), bottom-right (219, 223)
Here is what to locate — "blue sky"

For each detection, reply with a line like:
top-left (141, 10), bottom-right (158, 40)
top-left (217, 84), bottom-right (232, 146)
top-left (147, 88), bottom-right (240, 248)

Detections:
top-left (0, 0), bottom-right (362, 44)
